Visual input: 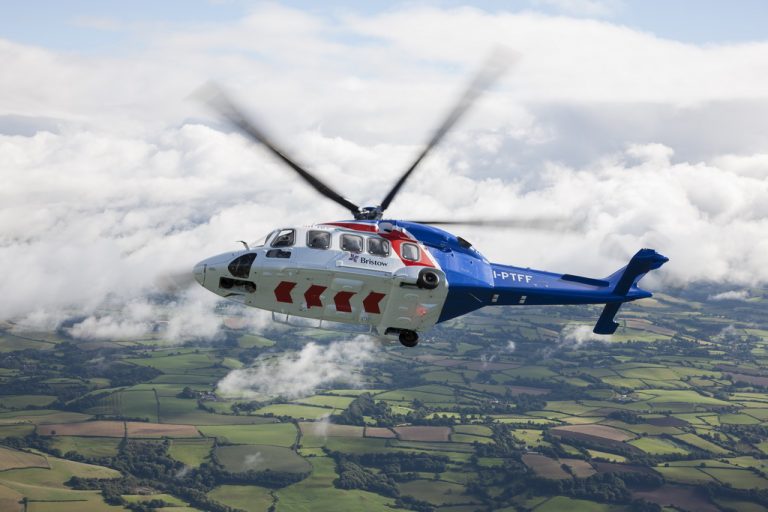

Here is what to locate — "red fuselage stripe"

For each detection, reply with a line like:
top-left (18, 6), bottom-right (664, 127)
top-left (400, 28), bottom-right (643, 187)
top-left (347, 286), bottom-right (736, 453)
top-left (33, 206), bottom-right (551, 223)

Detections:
top-left (323, 222), bottom-right (435, 268)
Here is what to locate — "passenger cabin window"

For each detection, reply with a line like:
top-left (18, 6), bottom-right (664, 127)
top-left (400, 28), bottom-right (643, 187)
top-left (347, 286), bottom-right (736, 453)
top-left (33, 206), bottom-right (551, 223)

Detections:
top-left (368, 237), bottom-right (390, 257)
top-left (401, 243), bottom-right (420, 261)
top-left (271, 229), bottom-right (295, 248)
top-left (341, 234), bottom-right (363, 253)
top-left (307, 230), bottom-right (331, 250)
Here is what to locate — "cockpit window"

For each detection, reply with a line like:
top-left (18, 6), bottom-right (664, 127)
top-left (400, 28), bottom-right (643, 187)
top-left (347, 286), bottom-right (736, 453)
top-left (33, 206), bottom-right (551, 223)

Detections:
top-left (271, 229), bottom-right (295, 248)
top-left (307, 230), bottom-right (331, 250)
top-left (252, 230), bottom-right (277, 247)
top-left (401, 243), bottom-right (420, 262)
top-left (341, 234), bottom-right (363, 253)
top-left (367, 237), bottom-right (390, 257)
top-left (228, 253), bottom-right (257, 278)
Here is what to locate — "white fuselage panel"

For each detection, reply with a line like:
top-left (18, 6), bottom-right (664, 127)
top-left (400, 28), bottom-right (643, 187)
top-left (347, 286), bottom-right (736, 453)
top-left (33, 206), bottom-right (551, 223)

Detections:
top-left (197, 225), bottom-right (448, 334)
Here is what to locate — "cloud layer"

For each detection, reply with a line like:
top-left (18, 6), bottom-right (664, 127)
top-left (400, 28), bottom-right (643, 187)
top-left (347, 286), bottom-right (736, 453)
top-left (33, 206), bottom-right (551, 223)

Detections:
top-left (1, 5), bottom-right (767, 335)
top-left (217, 336), bottom-right (378, 399)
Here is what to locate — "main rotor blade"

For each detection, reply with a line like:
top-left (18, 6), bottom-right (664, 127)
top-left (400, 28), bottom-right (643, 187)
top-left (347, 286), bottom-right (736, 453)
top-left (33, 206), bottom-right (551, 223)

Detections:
top-left (408, 217), bottom-right (575, 231)
top-left (201, 84), bottom-right (360, 216)
top-left (379, 50), bottom-right (513, 213)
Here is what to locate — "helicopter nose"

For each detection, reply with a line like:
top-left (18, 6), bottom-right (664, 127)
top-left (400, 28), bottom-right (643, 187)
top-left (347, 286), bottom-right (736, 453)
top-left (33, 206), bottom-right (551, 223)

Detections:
top-left (193, 261), bottom-right (206, 286)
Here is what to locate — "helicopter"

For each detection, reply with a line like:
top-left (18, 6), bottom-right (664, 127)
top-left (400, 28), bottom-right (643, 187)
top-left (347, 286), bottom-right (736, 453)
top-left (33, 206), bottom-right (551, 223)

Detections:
top-left (192, 58), bottom-right (668, 348)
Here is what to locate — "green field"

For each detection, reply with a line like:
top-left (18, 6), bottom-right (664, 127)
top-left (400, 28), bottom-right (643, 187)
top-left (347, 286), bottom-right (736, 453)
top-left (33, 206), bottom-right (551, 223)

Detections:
top-left (702, 468), bottom-right (768, 489)
top-left (0, 410), bottom-right (92, 425)
top-left (125, 352), bottom-right (219, 372)
top-left (714, 498), bottom-right (767, 512)
top-left (587, 450), bottom-right (626, 463)
top-left (452, 425), bottom-right (493, 437)
top-left (116, 390), bottom-right (159, 421)
top-left (214, 444), bottom-right (311, 473)
top-left (198, 423), bottom-right (298, 446)
top-left (238, 334), bottom-right (276, 348)
top-left (320, 437), bottom-right (390, 454)
top-left (295, 394), bottom-right (356, 409)
top-left (719, 413), bottom-right (761, 425)
top-left (0, 395), bottom-right (57, 409)
top-left (533, 496), bottom-right (619, 512)
top-left (0, 446), bottom-right (49, 471)
top-left (50, 436), bottom-right (121, 458)
top-left (256, 403), bottom-right (338, 419)
top-left (451, 433), bottom-right (494, 444)
top-left (208, 484), bottom-right (275, 512)
top-left (168, 438), bottom-right (214, 467)
top-left (275, 457), bottom-right (397, 512)
top-left (643, 389), bottom-right (731, 406)
top-left (26, 493), bottom-right (125, 511)
top-left (123, 493), bottom-right (188, 506)
top-left (628, 437), bottom-right (689, 455)
top-left (0, 424), bottom-right (34, 438)
top-left (0, 455), bottom-right (121, 507)
top-left (673, 433), bottom-right (730, 454)
top-left (656, 466), bottom-right (715, 485)
top-left (399, 479), bottom-right (471, 506)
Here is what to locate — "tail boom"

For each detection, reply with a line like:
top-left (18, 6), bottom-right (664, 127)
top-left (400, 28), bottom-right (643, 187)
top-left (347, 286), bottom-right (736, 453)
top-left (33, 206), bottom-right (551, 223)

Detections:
top-left (481, 249), bottom-right (668, 334)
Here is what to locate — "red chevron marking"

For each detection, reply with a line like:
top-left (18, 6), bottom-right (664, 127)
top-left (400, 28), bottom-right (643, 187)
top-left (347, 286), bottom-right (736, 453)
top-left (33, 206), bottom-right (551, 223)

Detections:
top-left (274, 281), bottom-right (296, 303)
top-left (304, 285), bottom-right (326, 308)
top-left (333, 291), bottom-right (355, 313)
top-left (362, 292), bottom-right (386, 314)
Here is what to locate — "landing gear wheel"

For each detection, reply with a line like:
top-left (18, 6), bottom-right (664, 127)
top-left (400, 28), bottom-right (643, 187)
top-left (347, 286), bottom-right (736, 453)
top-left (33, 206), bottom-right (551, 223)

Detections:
top-left (399, 330), bottom-right (419, 348)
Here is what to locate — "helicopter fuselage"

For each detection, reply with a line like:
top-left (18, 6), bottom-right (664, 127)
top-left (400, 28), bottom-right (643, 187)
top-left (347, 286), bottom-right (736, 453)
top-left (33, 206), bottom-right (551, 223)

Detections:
top-left (193, 220), bottom-right (667, 345)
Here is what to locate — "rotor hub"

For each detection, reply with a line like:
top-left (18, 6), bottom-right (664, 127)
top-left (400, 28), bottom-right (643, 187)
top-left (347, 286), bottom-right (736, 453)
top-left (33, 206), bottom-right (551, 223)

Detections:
top-left (354, 206), bottom-right (383, 220)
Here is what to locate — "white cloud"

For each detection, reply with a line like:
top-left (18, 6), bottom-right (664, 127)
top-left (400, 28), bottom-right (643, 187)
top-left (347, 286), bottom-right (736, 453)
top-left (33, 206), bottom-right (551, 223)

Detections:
top-left (163, 292), bottom-right (224, 343)
top-left (560, 323), bottom-right (607, 346)
top-left (68, 300), bottom-right (155, 340)
top-left (719, 324), bottom-right (740, 340)
top-left (65, 288), bottom-right (224, 343)
top-left (216, 335), bottom-right (378, 399)
top-left (1, 5), bottom-right (767, 333)
top-left (242, 452), bottom-right (265, 470)
top-left (708, 290), bottom-right (750, 301)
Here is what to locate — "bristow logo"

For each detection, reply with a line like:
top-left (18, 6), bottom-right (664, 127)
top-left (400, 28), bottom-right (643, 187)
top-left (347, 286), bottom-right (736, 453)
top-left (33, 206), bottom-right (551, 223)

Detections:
top-left (347, 253), bottom-right (388, 267)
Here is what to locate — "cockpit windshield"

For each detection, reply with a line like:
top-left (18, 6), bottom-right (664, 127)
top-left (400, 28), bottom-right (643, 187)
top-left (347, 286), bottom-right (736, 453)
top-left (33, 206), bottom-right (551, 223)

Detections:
top-left (251, 230), bottom-right (277, 248)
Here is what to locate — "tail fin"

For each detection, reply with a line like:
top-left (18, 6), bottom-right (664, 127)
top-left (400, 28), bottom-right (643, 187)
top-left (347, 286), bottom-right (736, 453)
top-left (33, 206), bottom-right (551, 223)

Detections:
top-left (594, 249), bottom-right (668, 334)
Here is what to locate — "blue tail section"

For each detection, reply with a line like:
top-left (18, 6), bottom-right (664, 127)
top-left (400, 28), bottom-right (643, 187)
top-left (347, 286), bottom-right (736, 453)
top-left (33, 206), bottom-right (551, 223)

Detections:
top-left (594, 249), bottom-right (669, 334)
top-left (604, 248), bottom-right (669, 296)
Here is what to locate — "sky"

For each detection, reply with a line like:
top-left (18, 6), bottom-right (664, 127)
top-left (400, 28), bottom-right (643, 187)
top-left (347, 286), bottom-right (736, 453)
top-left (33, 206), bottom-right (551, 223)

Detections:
top-left (3, 0), bottom-right (768, 49)
top-left (1, 0), bottom-right (767, 345)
